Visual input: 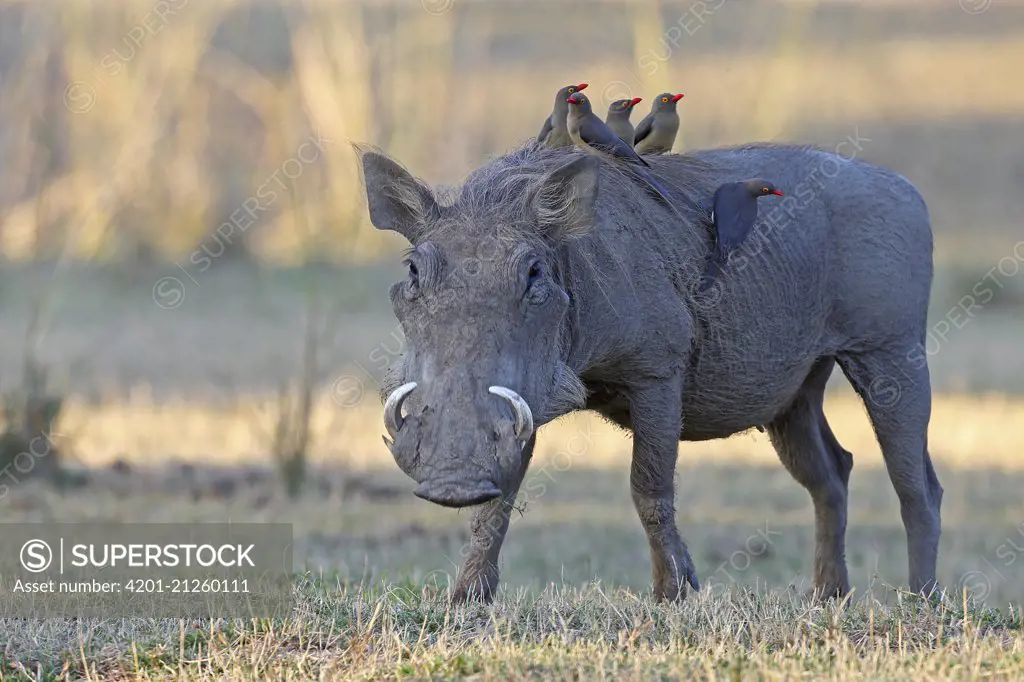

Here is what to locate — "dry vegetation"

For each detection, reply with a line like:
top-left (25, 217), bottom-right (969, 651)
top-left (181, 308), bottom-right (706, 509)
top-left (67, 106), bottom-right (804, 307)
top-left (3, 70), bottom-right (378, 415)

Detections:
top-left (2, 586), bottom-right (1023, 679)
top-left (1, 0), bottom-right (1024, 679)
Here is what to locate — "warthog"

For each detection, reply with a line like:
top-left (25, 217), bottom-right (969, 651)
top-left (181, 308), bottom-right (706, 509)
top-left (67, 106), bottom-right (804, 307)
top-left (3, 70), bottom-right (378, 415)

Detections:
top-left (358, 140), bottom-right (942, 603)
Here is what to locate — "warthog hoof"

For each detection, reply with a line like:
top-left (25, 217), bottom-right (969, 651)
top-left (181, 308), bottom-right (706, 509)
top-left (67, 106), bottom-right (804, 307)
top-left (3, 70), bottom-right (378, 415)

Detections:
top-left (653, 546), bottom-right (700, 602)
top-left (451, 573), bottom-right (498, 604)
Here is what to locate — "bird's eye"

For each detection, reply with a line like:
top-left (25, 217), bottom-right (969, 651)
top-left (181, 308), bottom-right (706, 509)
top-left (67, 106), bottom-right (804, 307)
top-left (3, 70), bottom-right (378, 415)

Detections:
top-left (762, 187), bottom-right (770, 194)
top-left (568, 87), bottom-right (575, 94)
top-left (662, 97), bottom-right (669, 102)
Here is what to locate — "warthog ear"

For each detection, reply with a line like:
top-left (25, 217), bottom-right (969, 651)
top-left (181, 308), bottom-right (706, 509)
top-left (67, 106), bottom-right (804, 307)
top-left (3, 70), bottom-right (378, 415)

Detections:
top-left (531, 154), bottom-right (600, 241)
top-left (356, 145), bottom-right (439, 243)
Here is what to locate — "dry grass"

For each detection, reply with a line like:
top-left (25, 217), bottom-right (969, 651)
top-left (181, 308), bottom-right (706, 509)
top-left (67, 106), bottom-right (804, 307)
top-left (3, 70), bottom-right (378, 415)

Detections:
top-left (2, 585), bottom-right (1023, 680)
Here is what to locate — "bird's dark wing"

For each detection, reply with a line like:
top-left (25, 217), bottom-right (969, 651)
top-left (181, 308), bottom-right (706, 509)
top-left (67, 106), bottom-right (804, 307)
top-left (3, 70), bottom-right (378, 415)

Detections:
top-left (633, 113), bottom-right (654, 146)
top-left (712, 184), bottom-right (760, 259)
top-left (537, 115), bottom-right (553, 144)
top-left (579, 115), bottom-right (650, 167)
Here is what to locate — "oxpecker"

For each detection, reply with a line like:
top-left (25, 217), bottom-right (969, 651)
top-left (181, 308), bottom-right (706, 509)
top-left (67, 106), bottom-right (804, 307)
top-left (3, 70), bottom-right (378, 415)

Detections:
top-left (700, 179), bottom-right (784, 292)
top-left (634, 93), bottom-right (684, 155)
top-left (605, 97), bottom-right (643, 146)
top-left (566, 91), bottom-right (651, 168)
top-left (566, 90), bottom-right (676, 203)
top-left (538, 83), bottom-right (588, 148)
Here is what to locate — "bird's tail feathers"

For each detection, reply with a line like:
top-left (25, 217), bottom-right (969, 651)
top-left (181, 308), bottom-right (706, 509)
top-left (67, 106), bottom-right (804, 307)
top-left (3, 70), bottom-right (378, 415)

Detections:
top-left (637, 170), bottom-right (675, 206)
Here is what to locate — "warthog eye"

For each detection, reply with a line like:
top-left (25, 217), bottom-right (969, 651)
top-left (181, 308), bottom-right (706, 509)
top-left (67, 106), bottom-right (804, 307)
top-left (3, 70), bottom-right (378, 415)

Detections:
top-left (403, 259), bottom-right (420, 297)
top-left (525, 260), bottom-right (548, 304)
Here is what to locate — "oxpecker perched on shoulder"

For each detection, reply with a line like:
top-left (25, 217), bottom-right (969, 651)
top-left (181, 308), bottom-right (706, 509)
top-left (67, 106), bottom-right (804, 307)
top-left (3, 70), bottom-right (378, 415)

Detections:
top-left (605, 97), bottom-right (643, 146)
top-left (538, 83), bottom-right (588, 148)
top-left (634, 93), bottom-right (684, 155)
top-left (700, 179), bottom-right (784, 293)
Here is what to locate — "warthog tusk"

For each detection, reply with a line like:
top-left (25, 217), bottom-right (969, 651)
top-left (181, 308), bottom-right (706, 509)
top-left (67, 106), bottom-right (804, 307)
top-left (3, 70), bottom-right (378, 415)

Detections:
top-left (383, 382), bottom-right (417, 440)
top-left (488, 386), bottom-right (535, 444)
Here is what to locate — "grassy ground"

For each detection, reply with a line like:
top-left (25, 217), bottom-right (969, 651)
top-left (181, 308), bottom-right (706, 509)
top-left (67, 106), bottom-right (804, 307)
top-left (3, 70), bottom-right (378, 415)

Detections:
top-left (3, 585), bottom-right (1023, 679)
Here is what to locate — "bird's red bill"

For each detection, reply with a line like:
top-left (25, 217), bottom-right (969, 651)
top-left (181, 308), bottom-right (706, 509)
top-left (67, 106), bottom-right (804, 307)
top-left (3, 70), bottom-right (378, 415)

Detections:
top-left (672, 94), bottom-right (685, 102)
top-left (577, 83), bottom-right (589, 91)
top-left (629, 97), bottom-right (643, 107)
top-left (771, 190), bottom-right (784, 196)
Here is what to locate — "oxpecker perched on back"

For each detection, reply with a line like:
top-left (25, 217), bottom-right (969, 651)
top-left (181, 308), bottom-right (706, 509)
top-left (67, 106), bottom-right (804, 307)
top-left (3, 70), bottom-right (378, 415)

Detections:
top-left (634, 93), bottom-right (684, 155)
top-left (537, 83), bottom-right (588, 148)
top-left (566, 91), bottom-right (651, 168)
top-left (566, 91), bottom-right (677, 204)
top-left (700, 179), bottom-right (784, 293)
top-left (605, 97), bottom-right (643, 146)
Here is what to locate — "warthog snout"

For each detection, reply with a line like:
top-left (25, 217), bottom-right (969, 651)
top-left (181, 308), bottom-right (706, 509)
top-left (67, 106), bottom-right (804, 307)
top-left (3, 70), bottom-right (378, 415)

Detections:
top-left (382, 381), bottom-right (535, 508)
top-left (412, 478), bottom-right (503, 508)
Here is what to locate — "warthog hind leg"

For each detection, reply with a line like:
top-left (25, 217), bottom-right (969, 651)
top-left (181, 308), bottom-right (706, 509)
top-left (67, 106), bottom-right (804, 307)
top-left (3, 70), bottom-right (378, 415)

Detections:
top-left (838, 348), bottom-right (943, 597)
top-left (766, 357), bottom-right (852, 600)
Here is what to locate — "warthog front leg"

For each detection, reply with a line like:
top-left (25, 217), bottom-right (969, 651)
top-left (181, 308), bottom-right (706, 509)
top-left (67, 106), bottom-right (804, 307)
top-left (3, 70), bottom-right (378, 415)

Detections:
top-left (629, 377), bottom-right (699, 601)
top-left (451, 436), bottom-right (535, 603)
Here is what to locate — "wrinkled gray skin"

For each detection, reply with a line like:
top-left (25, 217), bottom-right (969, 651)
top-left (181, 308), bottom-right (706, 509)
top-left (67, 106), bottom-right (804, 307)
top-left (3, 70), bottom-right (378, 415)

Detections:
top-left (359, 140), bottom-right (942, 605)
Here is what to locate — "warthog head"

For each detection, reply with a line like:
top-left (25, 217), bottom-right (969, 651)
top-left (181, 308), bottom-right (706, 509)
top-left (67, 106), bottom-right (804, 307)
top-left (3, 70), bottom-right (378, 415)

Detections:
top-left (358, 146), bottom-right (594, 507)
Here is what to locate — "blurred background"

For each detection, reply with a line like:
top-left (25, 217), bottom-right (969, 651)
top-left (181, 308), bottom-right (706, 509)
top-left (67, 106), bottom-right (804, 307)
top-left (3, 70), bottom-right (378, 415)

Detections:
top-left (0, 0), bottom-right (1022, 607)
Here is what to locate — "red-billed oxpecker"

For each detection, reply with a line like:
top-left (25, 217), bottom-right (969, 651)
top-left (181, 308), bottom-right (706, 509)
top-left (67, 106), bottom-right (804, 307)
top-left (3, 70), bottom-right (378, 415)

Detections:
top-left (699, 179), bottom-right (785, 293)
top-left (634, 93), bottom-right (684, 155)
top-left (537, 83), bottom-right (588, 148)
top-left (566, 90), bottom-right (675, 204)
top-left (566, 91), bottom-right (649, 167)
top-left (605, 97), bottom-right (643, 146)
